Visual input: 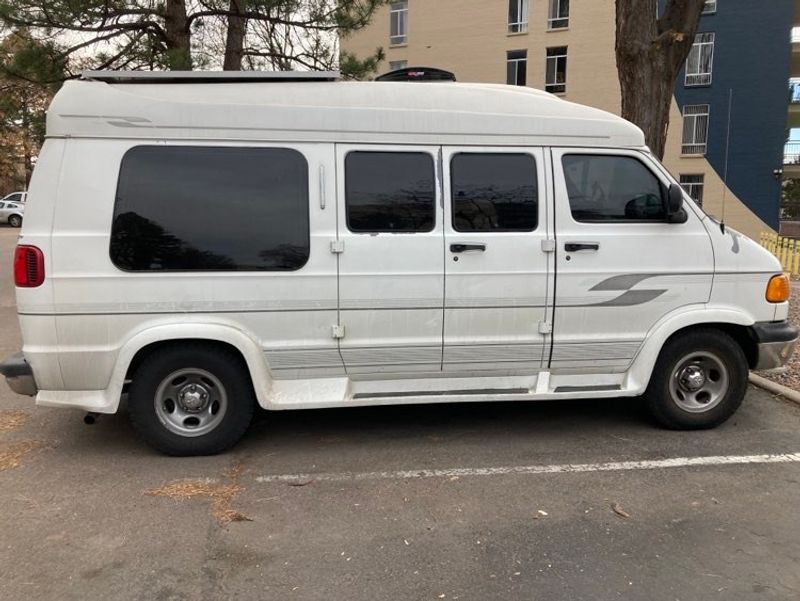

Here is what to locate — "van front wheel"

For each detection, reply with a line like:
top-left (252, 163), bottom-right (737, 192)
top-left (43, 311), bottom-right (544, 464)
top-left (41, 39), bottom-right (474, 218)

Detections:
top-left (128, 345), bottom-right (256, 455)
top-left (645, 329), bottom-right (748, 429)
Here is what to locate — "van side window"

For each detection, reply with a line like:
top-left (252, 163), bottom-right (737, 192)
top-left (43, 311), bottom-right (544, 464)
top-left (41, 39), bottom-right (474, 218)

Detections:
top-left (562, 154), bottom-right (666, 222)
top-left (451, 153), bottom-right (538, 232)
top-left (345, 151), bottom-right (435, 233)
top-left (111, 146), bottom-right (309, 271)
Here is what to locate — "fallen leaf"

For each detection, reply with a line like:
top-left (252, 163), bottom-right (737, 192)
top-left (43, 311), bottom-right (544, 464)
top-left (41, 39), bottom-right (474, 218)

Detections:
top-left (611, 502), bottom-right (631, 519)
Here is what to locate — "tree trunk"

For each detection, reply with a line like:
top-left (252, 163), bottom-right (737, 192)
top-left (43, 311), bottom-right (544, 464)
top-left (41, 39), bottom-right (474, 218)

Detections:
top-left (164, 0), bottom-right (192, 70)
top-left (615, 0), bottom-right (705, 159)
top-left (223, 0), bottom-right (247, 70)
top-left (20, 94), bottom-right (32, 186)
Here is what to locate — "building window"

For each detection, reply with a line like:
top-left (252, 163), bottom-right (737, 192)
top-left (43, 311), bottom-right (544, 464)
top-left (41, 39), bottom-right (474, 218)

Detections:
top-left (388, 60), bottom-right (408, 71)
top-left (548, 0), bottom-right (569, 29)
top-left (345, 151), bottom-right (435, 233)
top-left (111, 146), bottom-right (310, 271)
top-left (506, 50), bottom-right (527, 86)
top-left (390, 2), bottom-right (408, 45)
top-left (508, 0), bottom-right (529, 33)
top-left (562, 155), bottom-right (666, 222)
top-left (451, 153), bottom-right (538, 232)
top-left (679, 174), bottom-right (705, 207)
top-left (685, 32), bottom-right (714, 86)
top-left (702, 0), bottom-right (717, 14)
top-left (681, 104), bottom-right (710, 155)
top-left (545, 46), bottom-right (567, 93)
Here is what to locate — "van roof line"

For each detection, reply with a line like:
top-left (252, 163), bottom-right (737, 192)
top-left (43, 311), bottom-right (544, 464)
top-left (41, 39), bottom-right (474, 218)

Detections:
top-left (80, 70), bottom-right (341, 84)
top-left (49, 79), bottom-right (646, 148)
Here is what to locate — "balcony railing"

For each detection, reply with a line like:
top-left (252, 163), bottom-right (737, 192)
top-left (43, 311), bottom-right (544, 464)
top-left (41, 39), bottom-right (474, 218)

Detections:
top-left (786, 141), bottom-right (800, 166)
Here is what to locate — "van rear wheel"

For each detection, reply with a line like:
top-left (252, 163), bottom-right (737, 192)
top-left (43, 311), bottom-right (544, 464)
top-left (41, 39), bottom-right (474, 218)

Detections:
top-left (645, 328), bottom-right (748, 429)
top-left (128, 345), bottom-right (255, 455)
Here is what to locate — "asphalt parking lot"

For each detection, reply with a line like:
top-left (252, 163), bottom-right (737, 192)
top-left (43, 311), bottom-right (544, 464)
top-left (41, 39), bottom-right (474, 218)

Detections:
top-left (1, 226), bottom-right (800, 601)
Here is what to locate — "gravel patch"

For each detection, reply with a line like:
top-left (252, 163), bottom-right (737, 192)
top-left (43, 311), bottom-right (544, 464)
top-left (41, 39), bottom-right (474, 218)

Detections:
top-left (755, 294), bottom-right (800, 390)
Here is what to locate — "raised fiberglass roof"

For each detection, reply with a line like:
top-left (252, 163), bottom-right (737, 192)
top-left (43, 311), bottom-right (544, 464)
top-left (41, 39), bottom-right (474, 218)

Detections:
top-left (47, 75), bottom-right (645, 148)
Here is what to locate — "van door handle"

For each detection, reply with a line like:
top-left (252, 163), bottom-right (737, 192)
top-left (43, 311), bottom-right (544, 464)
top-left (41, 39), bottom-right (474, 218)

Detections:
top-left (450, 243), bottom-right (486, 253)
top-left (564, 242), bottom-right (600, 252)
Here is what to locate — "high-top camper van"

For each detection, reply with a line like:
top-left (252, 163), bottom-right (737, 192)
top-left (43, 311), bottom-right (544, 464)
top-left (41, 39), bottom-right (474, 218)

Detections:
top-left (1, 69), bottom-right (796, 455)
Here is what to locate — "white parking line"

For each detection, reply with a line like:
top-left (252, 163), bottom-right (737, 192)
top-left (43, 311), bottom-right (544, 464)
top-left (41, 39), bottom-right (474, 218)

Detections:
top-left (255, 453), bottom-right (800, 484)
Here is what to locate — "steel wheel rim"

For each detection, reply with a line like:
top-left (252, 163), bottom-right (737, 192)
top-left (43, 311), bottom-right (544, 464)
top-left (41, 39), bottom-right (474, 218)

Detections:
top-left (154, 368), bottom-right (228, 437)
top-left (669, 350), bottom-right (729, 413)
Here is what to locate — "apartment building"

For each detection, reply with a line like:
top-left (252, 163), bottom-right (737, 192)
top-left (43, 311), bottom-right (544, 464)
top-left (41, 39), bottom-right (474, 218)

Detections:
top-left (342, 0), bottom-right (796, 240)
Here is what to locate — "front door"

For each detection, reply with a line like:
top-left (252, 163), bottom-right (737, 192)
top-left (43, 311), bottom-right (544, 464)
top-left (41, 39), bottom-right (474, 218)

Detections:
top-left (442, 147), bottom-right (552, 374)
top-left (550, 148), bottom-right (713, 373)
top-left (335, 145), bottom-right (444, 375)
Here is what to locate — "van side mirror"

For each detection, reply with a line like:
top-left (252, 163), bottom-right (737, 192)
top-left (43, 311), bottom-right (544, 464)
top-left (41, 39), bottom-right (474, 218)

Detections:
top-left (666, 183), bottom-right (687, 224)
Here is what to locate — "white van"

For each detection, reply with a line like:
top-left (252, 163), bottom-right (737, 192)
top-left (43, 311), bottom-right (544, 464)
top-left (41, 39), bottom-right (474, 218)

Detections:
top-left (1, 70), bottom-right (797, 456)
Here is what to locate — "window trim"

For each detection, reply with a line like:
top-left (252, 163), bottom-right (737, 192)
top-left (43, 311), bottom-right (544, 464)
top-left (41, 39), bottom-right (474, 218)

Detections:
top-left (547, 0), bottom-right (569, 30)
top-left (561, 152), bottom-right (671, 225)
top-left (508, 0), bottom-right (529, 33)
top-left (685, 32), bottom-right (714, 87)
top-left (344, 150), bottom-right (437, 234)
top-left (545, 46), bottom-right (568, 94)
top-left (702, 0), bottom-right (717, 14)
top-left (679, 174), bottom-right (705, 207)
top-left (506, 50), bottom-right (528, 86)
top-left (681, 104), bottom-right (710, 156)
top-left (389, 1), bottom-right (408, 45)
top-left (110, 144), bottom-right (311, 273)
top-left (449, 152), bottom-right (539, 233)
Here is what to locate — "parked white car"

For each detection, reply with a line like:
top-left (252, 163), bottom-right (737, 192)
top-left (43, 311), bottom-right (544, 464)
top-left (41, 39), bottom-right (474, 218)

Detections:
top-left (1, 70), bottom-right (796, 455)
top-left (1, 191), bottom-right (27, 204)
top-left (0, 199), bottom-right (24, 227)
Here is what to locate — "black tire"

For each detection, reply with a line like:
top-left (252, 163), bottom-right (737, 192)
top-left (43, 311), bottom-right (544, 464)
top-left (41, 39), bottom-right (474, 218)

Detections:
top-left (8, 214), bottom-right (21, 228)
top-left (128, 344), bottom-right (256, 455)
top-left (645, 328), bottom-right (748, 430)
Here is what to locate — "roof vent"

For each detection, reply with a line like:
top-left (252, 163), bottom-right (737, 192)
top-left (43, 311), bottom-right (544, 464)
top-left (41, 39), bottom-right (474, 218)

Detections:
top-left (375, 67), bottom-right (456, 82)
top-left (80, 70), bottom-right (340, 84)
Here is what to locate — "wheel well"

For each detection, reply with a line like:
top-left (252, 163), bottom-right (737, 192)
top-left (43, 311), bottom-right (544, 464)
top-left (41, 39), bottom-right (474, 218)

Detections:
top-left (663, 323), bottom-right (758, 369)
top-left (125, 339), bottom-right (251, 382)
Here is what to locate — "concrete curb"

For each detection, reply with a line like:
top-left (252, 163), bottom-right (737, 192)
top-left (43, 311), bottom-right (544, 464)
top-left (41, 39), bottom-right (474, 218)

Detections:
top-left (748, 372), bottom-right (800, 406)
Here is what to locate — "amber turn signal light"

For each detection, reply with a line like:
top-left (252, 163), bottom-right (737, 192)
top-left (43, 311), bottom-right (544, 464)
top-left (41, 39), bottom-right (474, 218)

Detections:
top-left (766, 274), bottom-right (791, 303)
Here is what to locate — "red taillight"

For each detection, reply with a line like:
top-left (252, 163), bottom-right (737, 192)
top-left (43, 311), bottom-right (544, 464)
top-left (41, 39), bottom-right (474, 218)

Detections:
top-left (14, 245), bottom-right (44, 287)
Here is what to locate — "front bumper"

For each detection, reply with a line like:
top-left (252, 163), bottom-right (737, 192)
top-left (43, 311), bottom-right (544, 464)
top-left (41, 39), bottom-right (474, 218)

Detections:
top-left (0, 352), bottom-right (38, 396)
top-left (750, 321), bottom-right (799, 370)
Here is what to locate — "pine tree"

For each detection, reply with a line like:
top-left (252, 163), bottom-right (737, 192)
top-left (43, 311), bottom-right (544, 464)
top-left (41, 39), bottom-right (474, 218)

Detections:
top-left (0, 0), bottom-right (386, 77)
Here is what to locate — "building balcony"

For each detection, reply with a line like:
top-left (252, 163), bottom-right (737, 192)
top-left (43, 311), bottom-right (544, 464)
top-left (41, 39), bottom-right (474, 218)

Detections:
top-left (790, 81), bottom-right (800, 131)
top-left (794, 27), bottom-right (800, 78)
top-left (786, 141), bottom-right (800, 178)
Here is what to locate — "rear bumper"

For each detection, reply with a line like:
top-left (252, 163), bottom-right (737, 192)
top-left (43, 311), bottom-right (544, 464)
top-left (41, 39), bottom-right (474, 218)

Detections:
top-left (750, 321), bottom-right (799, 370)
top-left (0, 352), bottom-right (38, 396)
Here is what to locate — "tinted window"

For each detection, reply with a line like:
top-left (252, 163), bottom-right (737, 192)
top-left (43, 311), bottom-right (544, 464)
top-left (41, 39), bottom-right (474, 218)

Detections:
top-left (111, 146), bottom-right (309, 271)
top-left (562, 155), bottom-right (665, 222)
top-left (345, 152), bottom-right (435, 233)
top-left (451, 153), bottom-right (538, 232)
